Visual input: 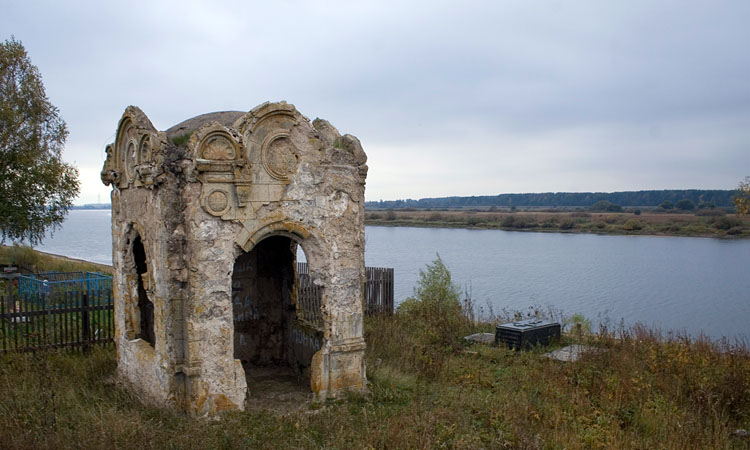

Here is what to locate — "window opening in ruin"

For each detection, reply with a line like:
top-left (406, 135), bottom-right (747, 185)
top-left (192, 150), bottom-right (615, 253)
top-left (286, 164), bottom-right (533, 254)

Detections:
top-left (133, 235), bottom-right (155, 346)
top-left (232, 236), bottom-right (323, 406)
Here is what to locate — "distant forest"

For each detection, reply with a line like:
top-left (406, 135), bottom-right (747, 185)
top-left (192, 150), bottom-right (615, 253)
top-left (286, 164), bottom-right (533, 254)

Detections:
top-left (366, 190), bottom-right (736, 210)
top-left (71, 203), bottom-right (111, 210)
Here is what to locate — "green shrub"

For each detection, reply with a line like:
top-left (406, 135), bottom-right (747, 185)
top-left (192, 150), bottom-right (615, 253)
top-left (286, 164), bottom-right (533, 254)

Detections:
top-left (395, 256), bottom-right (469, 378)
top-left (541, 217), bottom-right (558, 228)
top-left (564, 313), bottom-right (592, 336)
top-left (500, 215), bottom-right (535, 229)
top-left (675, 199), bottom-right (696, 210)
top-left (171, 132), bottom-right (191, 147)
top-left (465, 216), bottom-right (483, 226)
top-left (726, 226), bottom-right (745, 235)
top-left (559, 219), bottom-right (575, 230)
top-left (590, 200), bottom-right (623, 212)
top-left (713, 216), bottom-right (741, 230)
top-left (659, 201), bottom-right (674, 210)
top-left (623, 219), bottom-right (643, 231)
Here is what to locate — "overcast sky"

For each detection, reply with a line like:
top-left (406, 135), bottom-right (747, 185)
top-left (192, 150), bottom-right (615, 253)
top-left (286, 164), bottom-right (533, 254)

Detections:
top-left (3, 0), bottom-right (749, 204)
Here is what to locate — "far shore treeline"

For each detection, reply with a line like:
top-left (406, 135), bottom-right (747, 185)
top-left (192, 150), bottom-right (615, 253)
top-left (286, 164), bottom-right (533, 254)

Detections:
top-left (75, 189), bottom-right (737, 211)
top-left (367, 189), bottom-right (735, 210)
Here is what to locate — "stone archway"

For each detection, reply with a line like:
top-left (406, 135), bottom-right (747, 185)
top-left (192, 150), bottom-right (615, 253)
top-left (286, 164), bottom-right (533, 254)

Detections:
top-left (232, 235), bottom-right (324, 408)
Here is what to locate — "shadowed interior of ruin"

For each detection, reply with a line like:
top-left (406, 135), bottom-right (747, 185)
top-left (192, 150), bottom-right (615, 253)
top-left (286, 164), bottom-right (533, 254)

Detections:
top-left (232, 236), bottom-right (317, 406)
top-left (133, 235), bottom-right (154, 346)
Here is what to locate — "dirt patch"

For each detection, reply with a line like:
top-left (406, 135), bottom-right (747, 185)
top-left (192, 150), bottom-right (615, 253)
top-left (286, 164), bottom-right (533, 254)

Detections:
top-left (243, 364), bottom-right (315, 414)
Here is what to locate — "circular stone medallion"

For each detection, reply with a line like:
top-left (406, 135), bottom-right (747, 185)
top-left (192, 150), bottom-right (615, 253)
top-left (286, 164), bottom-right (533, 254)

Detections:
top-left (206, 190), bottom-right (229, 213)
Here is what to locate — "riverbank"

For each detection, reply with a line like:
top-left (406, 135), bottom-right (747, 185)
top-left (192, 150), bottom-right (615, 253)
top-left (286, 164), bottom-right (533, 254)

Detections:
top-left (0, 244), bottom-right (112, 274)
top-left (365, 209), bottom-right (750, 238)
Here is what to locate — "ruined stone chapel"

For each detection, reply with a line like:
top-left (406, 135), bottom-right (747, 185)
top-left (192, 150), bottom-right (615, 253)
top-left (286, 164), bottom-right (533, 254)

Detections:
top-left (101, 101), bottom-right (368, 414)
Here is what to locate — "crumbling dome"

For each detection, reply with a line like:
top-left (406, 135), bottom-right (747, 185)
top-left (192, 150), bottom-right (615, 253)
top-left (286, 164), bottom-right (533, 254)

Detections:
top-left (101, 101), bottom-right (368, 414)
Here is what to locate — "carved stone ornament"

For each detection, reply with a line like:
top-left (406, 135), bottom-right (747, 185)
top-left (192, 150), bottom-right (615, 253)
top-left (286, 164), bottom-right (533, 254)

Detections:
top-left (111, 107), bottom-right (159, 189)
top-left (206, 189), bottom-right (230, 215)
top-left (121, 130), bottom-right (138, 186)
top-left (262, 133), bottom-right (298, 181)
top-left (200, 132), bottom-right (238, 161)
top-left (138, 134), bottom-right (152, 164)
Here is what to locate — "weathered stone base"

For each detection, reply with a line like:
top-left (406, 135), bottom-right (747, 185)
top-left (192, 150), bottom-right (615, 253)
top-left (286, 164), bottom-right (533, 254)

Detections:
top-left (311, 340), bottom-right (367, 401)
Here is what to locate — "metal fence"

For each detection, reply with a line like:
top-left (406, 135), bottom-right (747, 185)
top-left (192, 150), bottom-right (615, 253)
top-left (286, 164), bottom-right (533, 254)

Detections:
top-left (18, 271), bottom-right (113, 296)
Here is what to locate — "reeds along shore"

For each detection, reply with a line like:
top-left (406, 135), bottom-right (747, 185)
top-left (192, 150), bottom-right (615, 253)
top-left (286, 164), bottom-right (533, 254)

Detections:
top-left (366, 209), bottom-right (750, 238)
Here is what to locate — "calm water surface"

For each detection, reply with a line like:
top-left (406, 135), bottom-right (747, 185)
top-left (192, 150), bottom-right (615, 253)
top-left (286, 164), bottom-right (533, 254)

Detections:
top-left (34, 210), bottom-right (750, 341)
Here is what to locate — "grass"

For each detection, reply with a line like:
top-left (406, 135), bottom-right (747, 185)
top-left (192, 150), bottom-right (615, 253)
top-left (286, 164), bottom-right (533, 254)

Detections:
top-left (365, 209), bottom-right (750, 239)
top-left (1, 258), bottom-right (749, 449)
top-left (0, 244), bottom-right (112, 274)
top-left (0, 321), bottom-right (748, 449)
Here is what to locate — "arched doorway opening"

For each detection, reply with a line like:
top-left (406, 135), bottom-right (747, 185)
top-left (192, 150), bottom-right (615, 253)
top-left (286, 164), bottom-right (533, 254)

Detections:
top-left (232, 235), bottom-right (323, 407)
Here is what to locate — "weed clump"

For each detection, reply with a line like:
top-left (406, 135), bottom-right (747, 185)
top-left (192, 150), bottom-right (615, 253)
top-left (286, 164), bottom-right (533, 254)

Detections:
top-left (369, 256), bottom-right (470, 379)
top-left (171, 132), bottom-right (191, 147)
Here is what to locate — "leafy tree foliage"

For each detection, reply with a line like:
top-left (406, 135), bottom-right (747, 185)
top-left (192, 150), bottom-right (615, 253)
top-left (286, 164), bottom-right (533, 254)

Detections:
top-left (590, 200), bottom-right (623, 212)
top-left (675, 199), bottom-right (695, 210)
top-left (658, 201), bottom-right (674, 210)
top-left (0, 37), bottom-right (79, 244)
top-left (735, 177), bottom-right (750, 215)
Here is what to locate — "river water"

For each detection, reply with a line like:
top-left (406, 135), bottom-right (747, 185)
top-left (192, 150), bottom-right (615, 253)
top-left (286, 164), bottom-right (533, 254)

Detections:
top-left (34, 210), bottom-right (750, 341)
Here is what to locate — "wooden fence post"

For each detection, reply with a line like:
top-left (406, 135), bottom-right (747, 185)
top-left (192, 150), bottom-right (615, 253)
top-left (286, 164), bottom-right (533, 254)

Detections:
top-left (4, 276), bottom-right (11, 317)
top-left (45, 289), bottom-right (52, 349)
top-left (81, 292), bottom-right (90, 353)
top-left (4, 278), bottom-right (11, 349)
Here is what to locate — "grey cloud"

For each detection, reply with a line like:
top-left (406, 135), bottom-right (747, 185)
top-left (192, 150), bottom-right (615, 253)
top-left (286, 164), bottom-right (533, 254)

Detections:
top-left (2, 0), bottom-right (749, 203)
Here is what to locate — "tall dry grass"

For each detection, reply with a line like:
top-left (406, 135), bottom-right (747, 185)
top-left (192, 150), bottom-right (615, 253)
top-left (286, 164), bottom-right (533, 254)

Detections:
top-left (1, 256), bottom-right (748, 449)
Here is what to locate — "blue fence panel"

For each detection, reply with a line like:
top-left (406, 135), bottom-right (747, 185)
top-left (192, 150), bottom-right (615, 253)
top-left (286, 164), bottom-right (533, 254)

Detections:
top-left (18, 272), bottom-right (112, 298)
